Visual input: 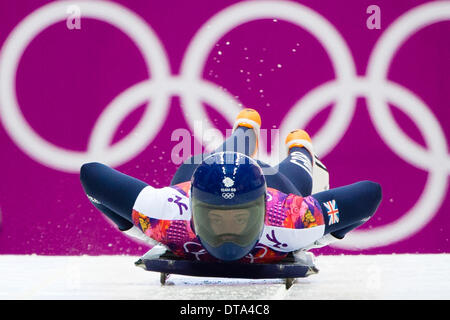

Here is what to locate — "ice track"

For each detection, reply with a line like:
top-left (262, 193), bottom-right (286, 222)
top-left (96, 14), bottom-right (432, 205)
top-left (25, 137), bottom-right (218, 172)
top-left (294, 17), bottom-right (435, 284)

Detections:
top-left (0, 254), bottom-right (448, 300)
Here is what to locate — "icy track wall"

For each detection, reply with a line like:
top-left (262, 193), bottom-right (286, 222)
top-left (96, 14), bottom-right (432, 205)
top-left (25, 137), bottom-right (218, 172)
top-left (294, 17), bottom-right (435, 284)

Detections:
top-left (0, 0), bottom-right (448, 256)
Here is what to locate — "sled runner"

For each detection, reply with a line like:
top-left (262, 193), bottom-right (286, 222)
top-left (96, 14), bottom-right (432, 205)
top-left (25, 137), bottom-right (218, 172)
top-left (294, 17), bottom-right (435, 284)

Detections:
top-left (135, 251), bottom-right (319, 289)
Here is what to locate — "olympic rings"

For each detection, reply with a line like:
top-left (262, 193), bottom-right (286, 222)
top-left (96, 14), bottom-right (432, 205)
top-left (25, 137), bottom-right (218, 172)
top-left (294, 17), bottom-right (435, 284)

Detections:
top-left (221, 193), bottom-right (235, 200)
top-left (0, 0), bottom-right (449, 249)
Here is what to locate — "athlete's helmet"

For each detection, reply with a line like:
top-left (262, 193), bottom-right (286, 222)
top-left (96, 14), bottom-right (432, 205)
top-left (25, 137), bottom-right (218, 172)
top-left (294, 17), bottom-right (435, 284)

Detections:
top-left (190, 152), bottom-right (266, 261)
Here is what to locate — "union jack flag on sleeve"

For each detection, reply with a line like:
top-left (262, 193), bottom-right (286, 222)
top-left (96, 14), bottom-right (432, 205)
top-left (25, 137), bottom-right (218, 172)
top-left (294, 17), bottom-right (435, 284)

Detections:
top-left (323, 199), bottom-right (339, 225)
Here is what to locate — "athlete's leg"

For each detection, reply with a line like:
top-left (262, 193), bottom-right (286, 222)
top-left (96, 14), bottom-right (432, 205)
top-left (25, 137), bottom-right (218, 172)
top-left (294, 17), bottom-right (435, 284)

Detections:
top-left (170, 153), bottom-right (204, 185)
top-left (170, 126), bottom-right (300, 194)
top-left (171, 109), bottom-right (302, 195)
top-left (312, 180), bottom-right (382, 238)
top-left (80, 162), bottom-right (148, 230)
top-left (277, 146), bottom-right (313, 196)
top-left (171, 109), bottom-right (259, 185)
top-left (170, 126), bottom-right (255, 184)
top-left (217, 126), bottom-right (257, 156)
top-left (276, 129), bottom-right (315, 196)
top-left (256, 160), bottom-right (301, 195)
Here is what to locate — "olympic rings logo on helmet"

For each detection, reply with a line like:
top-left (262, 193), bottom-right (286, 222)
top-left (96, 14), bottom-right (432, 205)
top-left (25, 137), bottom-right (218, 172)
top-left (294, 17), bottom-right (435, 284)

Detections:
top-left (0, 1), bottom-right (449, 250)
top-left (221, 192), bottom-right (236, 200)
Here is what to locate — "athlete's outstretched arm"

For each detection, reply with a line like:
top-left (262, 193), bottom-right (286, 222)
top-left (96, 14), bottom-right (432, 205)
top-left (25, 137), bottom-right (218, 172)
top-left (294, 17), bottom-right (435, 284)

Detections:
top-left (80, 162), bottom-right (148, 230)
top-left (311, 180), bottom-right (382, 238)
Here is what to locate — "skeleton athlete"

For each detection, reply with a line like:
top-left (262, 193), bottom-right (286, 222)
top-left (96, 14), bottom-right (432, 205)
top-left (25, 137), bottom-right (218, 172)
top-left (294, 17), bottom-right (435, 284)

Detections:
top-left (80, 109), bottom-right (382, 264)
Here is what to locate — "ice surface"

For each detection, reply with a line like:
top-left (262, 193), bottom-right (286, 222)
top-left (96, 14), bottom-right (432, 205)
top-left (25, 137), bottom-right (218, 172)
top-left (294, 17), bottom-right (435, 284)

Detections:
top-left (0, 254), bottom-right (448, 300)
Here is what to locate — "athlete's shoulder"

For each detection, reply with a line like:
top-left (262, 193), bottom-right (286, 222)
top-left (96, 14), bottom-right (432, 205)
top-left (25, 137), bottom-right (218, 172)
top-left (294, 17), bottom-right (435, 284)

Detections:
top-left (133, 183), bottom-right (191, 221)
top-left (266, 186), bottom-right (284, 195)
top-left (283, 193), bottom-right (325, 229)
top-left (261, 190), bottom-right (326, 252)
top-left (169, 181), bottom-right (191, 197)
top-left (265, 187), bottom-right (324, 229)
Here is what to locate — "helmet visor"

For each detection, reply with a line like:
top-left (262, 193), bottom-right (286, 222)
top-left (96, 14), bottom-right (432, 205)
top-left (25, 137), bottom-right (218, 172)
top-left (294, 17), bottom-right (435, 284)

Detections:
top-left (192, 195), bottom-right (266, 248)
